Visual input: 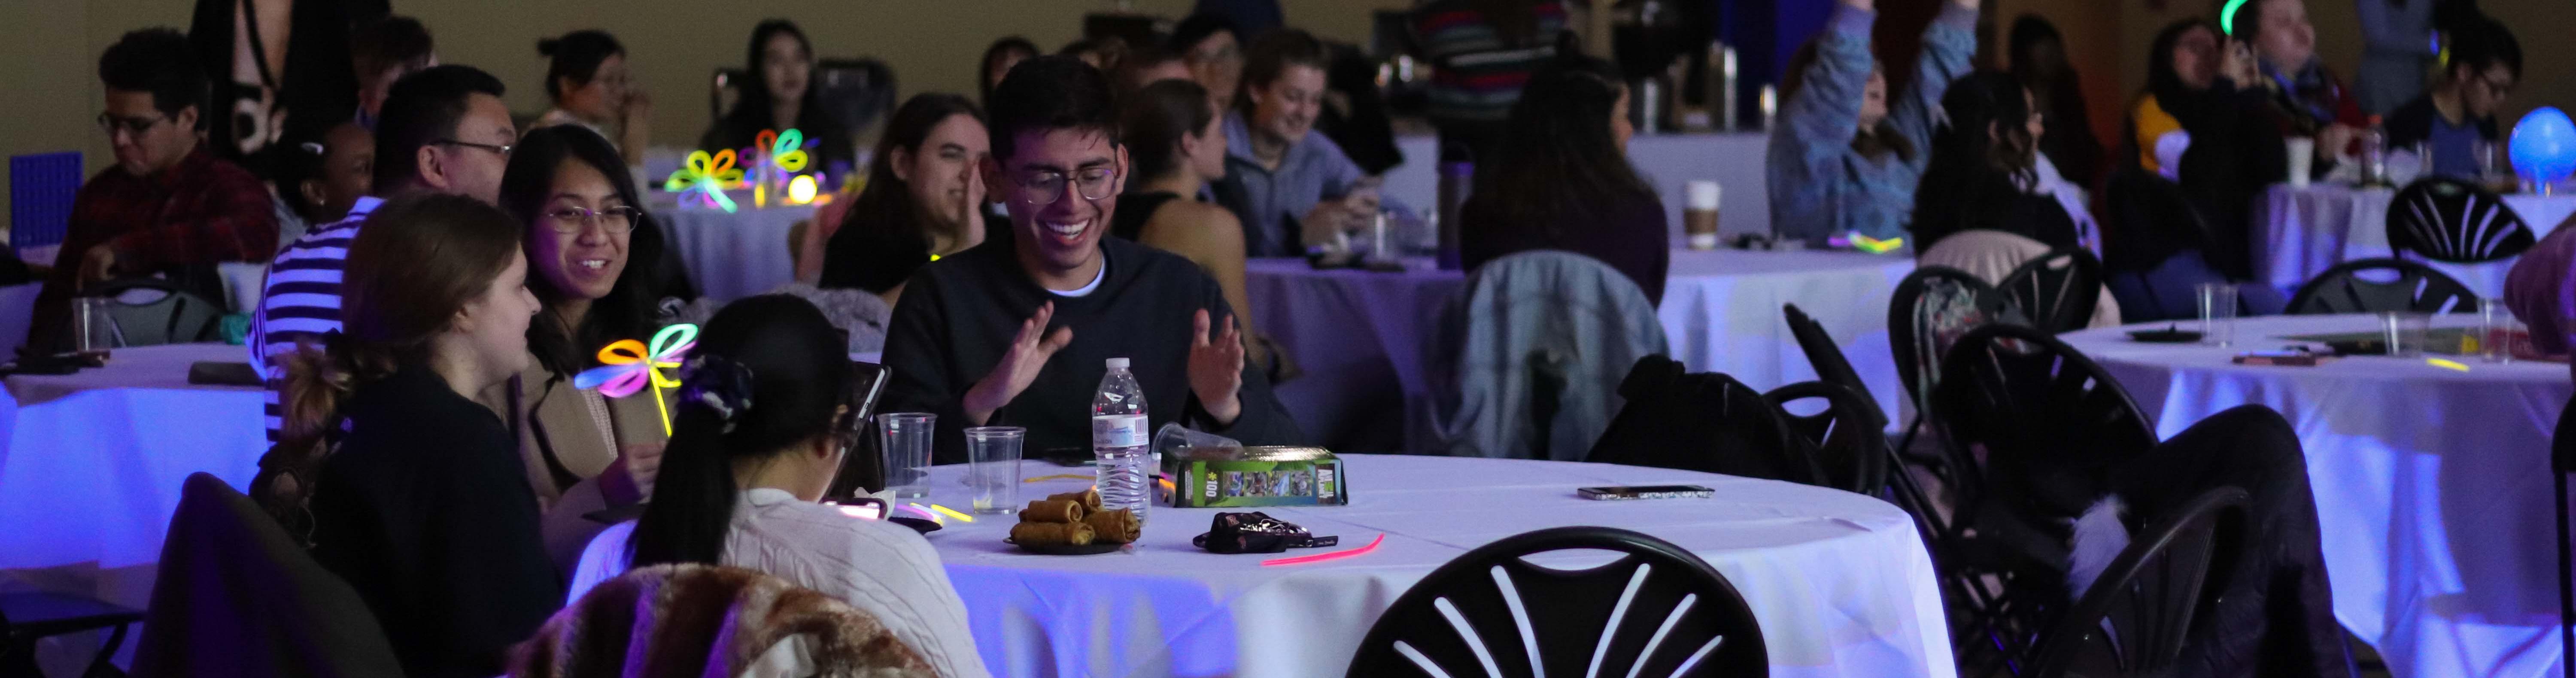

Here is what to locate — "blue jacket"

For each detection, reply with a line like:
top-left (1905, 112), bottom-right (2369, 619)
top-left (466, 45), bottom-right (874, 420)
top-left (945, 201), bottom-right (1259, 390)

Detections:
top-left (1425, 251), bottom-right (1667, 460)
top-left (1767, 3), bottom-right (1977, 247)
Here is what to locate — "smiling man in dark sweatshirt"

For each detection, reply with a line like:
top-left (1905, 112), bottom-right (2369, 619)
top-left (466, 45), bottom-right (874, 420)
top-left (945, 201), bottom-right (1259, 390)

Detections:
top-left (881, 55), bottom-right (1303, 463)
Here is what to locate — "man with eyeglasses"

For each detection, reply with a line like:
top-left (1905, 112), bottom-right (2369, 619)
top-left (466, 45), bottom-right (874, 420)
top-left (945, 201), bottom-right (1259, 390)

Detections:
top-left (252, 64), bottom-right (516, 442)
top-left (2385, 17), bottom-right (2520, 183)
top-left (881, 55), bottom-right (1303, 464)
top-left (27, 28), bottom-right (279, 354)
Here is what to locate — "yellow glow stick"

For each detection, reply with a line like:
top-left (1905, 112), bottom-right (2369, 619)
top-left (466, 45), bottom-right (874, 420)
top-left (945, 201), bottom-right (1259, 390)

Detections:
top-left (1023, 474), bottom-right (1091, 483)
top-left (914, 503), bottom-right (975, 523)
top-left (2426, 358), bottom-right (2470, 372)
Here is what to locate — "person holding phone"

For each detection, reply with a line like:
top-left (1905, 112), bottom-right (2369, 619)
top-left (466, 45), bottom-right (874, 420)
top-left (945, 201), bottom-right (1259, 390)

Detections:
top-left (1216, 30), bottom-right (1409, 257)
top-left (2107, 18), bottom-right (2288, 320)
top-left (568, 295), bottom-right (990, 678)
top-left (2233, 0), bottom-right (2367, 173)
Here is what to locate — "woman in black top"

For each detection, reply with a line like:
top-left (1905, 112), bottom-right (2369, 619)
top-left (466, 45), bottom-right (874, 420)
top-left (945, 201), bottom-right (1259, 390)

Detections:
top-left (1459, 56), bottom-right (1669, 306)
top-left (819, 94), bottom-right (991, 302)
top-left (270, 194), bottom-right (555, 677)
top-left (699, 20), bottom-right (854, 174)
top-left (1115, 79), bottom-right (1273, 370)
top-left (1909, 71), bottom-right (2080, 255)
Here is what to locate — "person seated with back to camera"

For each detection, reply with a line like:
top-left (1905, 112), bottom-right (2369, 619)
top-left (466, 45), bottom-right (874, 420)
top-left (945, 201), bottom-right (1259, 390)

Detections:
top-left (879, 55), bottom-right (1303, 464)
top-left (1458, 55), bottom-right (1668, 307)
top-left (570, 294), bottom-right (988, 677)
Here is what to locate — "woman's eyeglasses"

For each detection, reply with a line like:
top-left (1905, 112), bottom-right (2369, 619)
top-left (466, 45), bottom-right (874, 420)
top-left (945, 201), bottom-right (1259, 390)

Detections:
top-left (543, 206), bottom-right (643, 234)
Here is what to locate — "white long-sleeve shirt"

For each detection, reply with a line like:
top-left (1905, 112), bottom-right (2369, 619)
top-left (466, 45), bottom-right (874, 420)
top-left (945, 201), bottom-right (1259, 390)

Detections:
top-left (569, 488), bottom-right (991, 678)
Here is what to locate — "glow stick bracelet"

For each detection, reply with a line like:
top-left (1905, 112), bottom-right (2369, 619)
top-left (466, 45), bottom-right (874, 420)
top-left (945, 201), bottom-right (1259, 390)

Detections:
top-left (1262, 533), bottom-right (1387, 567)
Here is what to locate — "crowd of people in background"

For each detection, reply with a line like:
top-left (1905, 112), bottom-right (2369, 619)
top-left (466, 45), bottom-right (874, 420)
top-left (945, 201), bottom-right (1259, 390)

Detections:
top-left (28, 0), bottom-right (2538, 672)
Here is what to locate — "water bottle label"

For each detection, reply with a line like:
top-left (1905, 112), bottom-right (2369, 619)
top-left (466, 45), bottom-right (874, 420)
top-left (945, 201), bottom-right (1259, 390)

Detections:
top-left (1092, 414), bottom-right (1148, 448)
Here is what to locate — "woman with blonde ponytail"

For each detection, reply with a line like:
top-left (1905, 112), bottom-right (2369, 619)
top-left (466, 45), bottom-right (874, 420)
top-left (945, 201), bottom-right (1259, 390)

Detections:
top-left (262, 193), bottom-right (559, 678)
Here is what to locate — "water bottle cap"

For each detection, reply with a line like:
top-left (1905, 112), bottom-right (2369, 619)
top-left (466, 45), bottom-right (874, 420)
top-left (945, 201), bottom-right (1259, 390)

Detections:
top-left (1106, 357), bottom-right (1130, 370)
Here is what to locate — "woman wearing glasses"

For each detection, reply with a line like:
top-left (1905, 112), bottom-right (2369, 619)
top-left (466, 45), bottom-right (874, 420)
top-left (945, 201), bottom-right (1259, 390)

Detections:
top-left (488, 125), bottom-right (679, 569)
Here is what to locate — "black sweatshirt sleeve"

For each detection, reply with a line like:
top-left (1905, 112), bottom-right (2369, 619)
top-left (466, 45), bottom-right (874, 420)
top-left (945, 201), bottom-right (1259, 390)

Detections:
top-left (424, 426), bottom-right (565, 674)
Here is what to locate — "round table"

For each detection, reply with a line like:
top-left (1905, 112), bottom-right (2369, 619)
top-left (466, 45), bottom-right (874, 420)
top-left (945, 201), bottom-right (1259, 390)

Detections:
top-left (0, 343), bottom-right (266, 615)
top-left (654, 200), bottom-right (816, 303)
top-left (921, 454), bottom-right (1953, 678)
top-left (1246, 250), bottom-right (1913, 452)
top-left (2254, 184), bottom-right (2576, 298)
top-left (2060, 314), bottom-right (2574, 678)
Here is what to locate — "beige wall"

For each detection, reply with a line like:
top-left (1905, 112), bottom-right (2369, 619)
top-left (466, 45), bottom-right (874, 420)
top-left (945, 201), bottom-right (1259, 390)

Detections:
top-left (0, 0), bottom-right (1411, 225)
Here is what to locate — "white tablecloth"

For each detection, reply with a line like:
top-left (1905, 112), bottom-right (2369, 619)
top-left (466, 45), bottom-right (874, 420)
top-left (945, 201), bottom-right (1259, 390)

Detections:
top-left (656, 202), bottom-right (817, 303)
top-left (0, 343), bottom-right (266, 614)
top-left (2253, 184), bottom-right (2576, 298)
top-left (925, 454), bottom-right (1953, 678)
top-left (1388, 133), bottom-right (1775, 243)
top-left (1247, 251), bottom-right (1912, 451)
top-left (2060, 315), bottom-right (2576, 678)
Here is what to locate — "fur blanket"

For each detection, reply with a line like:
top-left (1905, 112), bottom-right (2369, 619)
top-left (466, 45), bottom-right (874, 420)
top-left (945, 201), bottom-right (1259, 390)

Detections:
top-left (510, 563), bottom-right (936, 678)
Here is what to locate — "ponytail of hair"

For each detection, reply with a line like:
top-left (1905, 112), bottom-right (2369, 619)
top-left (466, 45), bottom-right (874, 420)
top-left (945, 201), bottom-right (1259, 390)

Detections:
top-left (626, 402), bottom-right (739, 567)
top-left (251, 332), bottom-right (399, 541)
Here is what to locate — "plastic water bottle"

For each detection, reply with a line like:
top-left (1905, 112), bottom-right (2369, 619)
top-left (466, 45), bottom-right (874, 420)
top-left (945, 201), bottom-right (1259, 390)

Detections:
top-left (1092, 357), bottom-right (1151, 521)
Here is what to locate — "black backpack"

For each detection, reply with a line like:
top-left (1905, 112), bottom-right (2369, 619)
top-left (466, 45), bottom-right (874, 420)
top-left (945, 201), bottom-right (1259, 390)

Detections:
top-left (1585, 356), bottom-right (1827, 487)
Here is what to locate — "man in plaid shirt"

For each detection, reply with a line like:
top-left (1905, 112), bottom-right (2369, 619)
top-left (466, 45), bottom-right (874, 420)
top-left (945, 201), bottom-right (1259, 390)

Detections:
top-left (27, 28), bottom-right (277, 353)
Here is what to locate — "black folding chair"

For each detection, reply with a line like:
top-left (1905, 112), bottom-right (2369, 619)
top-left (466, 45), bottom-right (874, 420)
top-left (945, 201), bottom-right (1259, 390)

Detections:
top-left (2023, 487), bottom-right (2250, 678)
top-left (1764, 381), bottom-right (1889, 496)
top-left (1887, 266), bottom-right (2025, 474)
top-left (2284, 257), bottom-right (2478, 315)
top-left (1934, 322), bottom-right (2161, 675)
top-left (1347, 526), bottom-right (1768, 677)
top-left (2388, 177), bottom-right (2537, 263)
top-left (1997, 247), bottom-right (2105, 334)
top-left (1782, 304), bottom-right (1885, 429)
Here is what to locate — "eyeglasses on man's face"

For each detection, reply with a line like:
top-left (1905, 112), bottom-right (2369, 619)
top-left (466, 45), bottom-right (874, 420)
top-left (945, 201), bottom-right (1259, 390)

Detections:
top-left (97, 112), bottom-right (167, 138)
top-left (542, 205), bottom-right (642, 234)
top-left (1007, 166), bottom-right (1119, 205)
top-left (434, 139), bottom-right (514, 157)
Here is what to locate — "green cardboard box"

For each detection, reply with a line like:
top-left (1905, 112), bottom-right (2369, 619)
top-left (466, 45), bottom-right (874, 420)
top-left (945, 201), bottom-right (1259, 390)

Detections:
top-left (1167, 446), bottom-right (1348, 508)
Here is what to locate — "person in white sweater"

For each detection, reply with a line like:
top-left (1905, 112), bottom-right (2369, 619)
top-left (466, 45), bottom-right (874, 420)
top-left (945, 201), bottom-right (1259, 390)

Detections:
top-left (566, 294), bottom-right (990, 677)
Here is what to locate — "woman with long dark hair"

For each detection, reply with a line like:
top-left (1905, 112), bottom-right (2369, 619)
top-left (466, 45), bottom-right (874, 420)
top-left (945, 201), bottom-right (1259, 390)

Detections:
top-left (808, 94), bottom-right (990, 297)
top-left (1768, 0), bottom-right (1978, 247)
top-left (2007, 15), bottom-right (2103, 187)
top-left (484, 126), bottom-right (676, 552)
top-left (569, 295), bottom-right (988, 677)
top-left (1458, 57), bottom-right (1667, 305)
top-left (267, 194), bottom-right (555, 677)
top-left (700, 20), bottom-right (853, 173)
top-left (532, 30), bottom-right (651, 166)
top-left (1908, 71), bottom-right (2078, 254)
top-left (2103, 19), bottom-right (2286, 320)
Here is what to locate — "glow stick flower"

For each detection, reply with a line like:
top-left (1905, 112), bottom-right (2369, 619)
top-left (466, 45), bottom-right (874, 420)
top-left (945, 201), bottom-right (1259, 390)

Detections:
top-left (574, 323), bottom-right (699, 435)
top-left (663, 150), bottom-right (742, 213)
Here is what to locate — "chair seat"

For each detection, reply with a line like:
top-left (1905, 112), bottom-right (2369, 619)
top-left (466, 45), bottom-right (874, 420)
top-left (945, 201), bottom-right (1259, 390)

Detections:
top-left (3, 591), bottom-right (143, 638)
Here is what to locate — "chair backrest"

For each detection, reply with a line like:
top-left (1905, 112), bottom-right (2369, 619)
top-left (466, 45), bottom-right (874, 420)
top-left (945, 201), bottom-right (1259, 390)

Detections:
top-left (2284, 257), bottom-right (2479, 315)
top-left (2026, 487), bottom-right (2251, 678)
top-left (86, 278), bottom-right (228, 347)
top-left (1998, 247), bottom-right (2106, 334)
top-left (1888, 265), bottom-right (2021, 413)
top-left (1764, 381), bottom-right (1890, 495)
top-left (1346, 526), bottom-right (1768, 678)
top-left (1588, 356), bottom-right (1828, 488)
top-left (133, 473), bottom-right (404, 677)
top-left (1933, 323), bottom-right (2158, 525)
top-left (1427, 251), bottom-right (1668, 460)
top-left (2387, 177), bottom-right (2536, 263)
top-left (1782, 304), bottom-right (1886, 428)
top-left (513, 563), bottom-right (934, 678)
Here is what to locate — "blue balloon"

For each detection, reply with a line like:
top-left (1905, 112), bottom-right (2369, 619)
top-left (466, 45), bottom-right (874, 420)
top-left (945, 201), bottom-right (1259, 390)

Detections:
top-left (2512, 107), bottom-right (2576, 186)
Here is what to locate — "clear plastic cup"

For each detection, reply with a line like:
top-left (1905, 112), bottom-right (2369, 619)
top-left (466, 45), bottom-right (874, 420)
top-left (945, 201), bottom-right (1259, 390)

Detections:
top-left (876, 413), bottom-right (934, 499)
top-left (964, 426), bottom-right (1024, 514)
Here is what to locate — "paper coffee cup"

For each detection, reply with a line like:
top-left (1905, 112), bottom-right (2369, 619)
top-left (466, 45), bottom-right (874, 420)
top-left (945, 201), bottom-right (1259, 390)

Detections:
top-left (2285, 137), bottom-right (2316, 189)
top-left (1687, 181), bottom-right (1721, 210)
